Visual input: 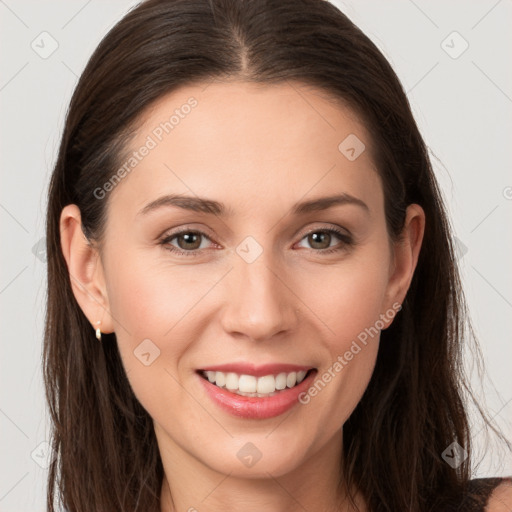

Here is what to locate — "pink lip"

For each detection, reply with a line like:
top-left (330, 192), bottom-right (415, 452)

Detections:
top-left (197, 368), bottom-right (318, 420)
top-left (198, 362), bottom-right (314, 377)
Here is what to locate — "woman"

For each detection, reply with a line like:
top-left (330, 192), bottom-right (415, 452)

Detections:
top-left (44, 0), bottom-right (512, 510)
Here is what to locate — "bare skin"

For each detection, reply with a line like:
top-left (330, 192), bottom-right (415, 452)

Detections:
top-left (60, 80), bottom-right (425, 512)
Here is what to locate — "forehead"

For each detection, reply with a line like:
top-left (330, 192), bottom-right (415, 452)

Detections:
top-left (107, 80), bottom-right (382, 219)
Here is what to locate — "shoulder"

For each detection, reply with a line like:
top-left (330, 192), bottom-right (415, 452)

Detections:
top-left (484, 476), bottom-right (512, 511)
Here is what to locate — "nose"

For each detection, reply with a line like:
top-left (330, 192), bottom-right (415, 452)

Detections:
top-left (219, 249), bottom-right (299, 343)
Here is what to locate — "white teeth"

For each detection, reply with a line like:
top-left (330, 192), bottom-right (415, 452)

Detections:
top-left (225, 372), bottom-right (238, 391)
top-left (201, 369), bottom-right (311, 395)
top-left (215, 371), bottom-right (225, 387)
top-left (297, 370), bottom-right (307, 383)
top-left (257, 375), bottom-right (275, 394)
top-left (286, 371), bottom-right (297, 388)
top-left (275, 372), bottom-right (287, 390)
top-left (239, 375), bottom-right (257, 393)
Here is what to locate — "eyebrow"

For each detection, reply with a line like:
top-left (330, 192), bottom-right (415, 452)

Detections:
top-left (137, 192), bottom-right (369, 218)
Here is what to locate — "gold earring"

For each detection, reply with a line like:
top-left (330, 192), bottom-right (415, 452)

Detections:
top-left (95, 320), bottom-right (102, 342)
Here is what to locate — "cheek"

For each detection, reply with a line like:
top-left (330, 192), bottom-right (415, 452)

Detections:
top-left (104, 248), bottom-right (225, 376)
top-left (303, 242), bottom-right (391, 342)
top-left (295, 243), bottom-right (390, 422)
top-left (106, 245), bottom-right (210, 332)
top-left (103, 253), bottom-right (206, 421)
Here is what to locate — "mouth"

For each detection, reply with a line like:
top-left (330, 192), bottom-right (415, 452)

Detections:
top-left (196, 365), bottom-right (318, 419)
top-left (196, 367), bottom-right (317, 397)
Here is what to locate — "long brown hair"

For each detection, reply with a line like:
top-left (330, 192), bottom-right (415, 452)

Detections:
top-left (43, 0), bottom-right (510, 510)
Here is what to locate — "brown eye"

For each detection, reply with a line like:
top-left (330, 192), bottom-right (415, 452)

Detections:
top-left (296, 228), bottom-right (353, 254)
top-left (307, 231), bottom-right (332, 250)
top-left (161, 230), bottom-right (213, 256)
top-left (175, 232), bottom-right (202, 250)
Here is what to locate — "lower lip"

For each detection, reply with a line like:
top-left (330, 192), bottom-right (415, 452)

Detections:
top-left (197, 370), bottom-right (317, 419)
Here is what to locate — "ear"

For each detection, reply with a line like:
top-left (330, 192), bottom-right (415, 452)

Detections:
top-left (59, 204), bottom-right (115, 334)
top-left (381, 203), bottom-right (425, 327)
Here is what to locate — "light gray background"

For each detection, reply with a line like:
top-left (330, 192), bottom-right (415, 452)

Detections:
top-left (1, 1), bottom-right (511, 510)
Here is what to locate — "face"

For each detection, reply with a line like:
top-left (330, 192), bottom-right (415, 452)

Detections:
top-left (61, 81), bottom-right (423, 482)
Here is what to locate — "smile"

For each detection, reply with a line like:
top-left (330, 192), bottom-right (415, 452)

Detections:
top-left (199, 369), bottom-right (313, 397)
top-left (196, 364), bottom-right (318, 419)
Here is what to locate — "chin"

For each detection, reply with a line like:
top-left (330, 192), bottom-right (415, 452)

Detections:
top-left (200, 438), bottom-right (309, 479)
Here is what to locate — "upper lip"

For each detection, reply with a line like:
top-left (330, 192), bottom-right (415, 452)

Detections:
top-left (197, 363), bottom-right (316, 377)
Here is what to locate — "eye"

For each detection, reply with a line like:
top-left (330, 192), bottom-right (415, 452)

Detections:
top-left (160, 226), bottom-right (353, 258)
top-left (160, 230), bottom-right (214, 257)
top-left (296, 228), bottom-right (353, 254)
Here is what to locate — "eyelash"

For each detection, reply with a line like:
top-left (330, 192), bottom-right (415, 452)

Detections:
top-left (159, 227), bottom-right (353, 258)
